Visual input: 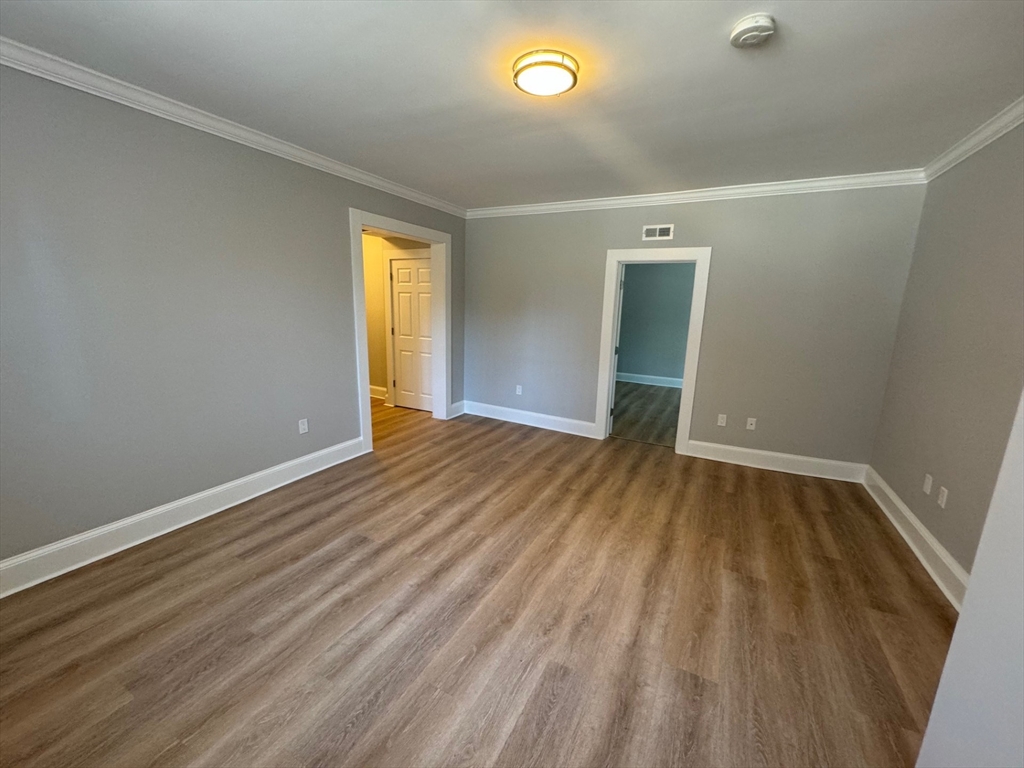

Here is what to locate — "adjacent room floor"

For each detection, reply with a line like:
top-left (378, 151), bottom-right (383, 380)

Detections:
top-left (0, 401), bottom-right (956, 767)
top-left (610, 380), bottom-right (682, 447)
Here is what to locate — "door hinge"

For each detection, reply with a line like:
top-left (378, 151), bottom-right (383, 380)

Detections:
top-left (610, 407), bottom-right (614, 416)
top-left (391, 327), bottom-right (394, 335)
top-left (389, 272), bottom-right (393, 281)
top-left (615, 346), bottom-right (619, 354)
top-left (393, 379), bottom-right (396, 387)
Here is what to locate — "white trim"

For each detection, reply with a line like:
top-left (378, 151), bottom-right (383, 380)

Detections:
top-left (349, 210), bottom-right (455, 454)
top-left (466, 170), bottom-right (926, 218)
top-left (369, 385), bottom-right (388, 400)
top-left (463, 402), bottom-right (602, 439)
top-left (0, 437), bottom-right (368, 598)
top-left (0, 36), bottom-right (467, 218)
top-left (5, 33), bottom-right (1020, 221)
top-left (597, 248), bottom-right (712, 456)
top-left (924, 97), bottom-right (1024, 181)
top-left (449, 400), bottom-right (466, 417)
top-left (863, 467), bottom-right (969, 610)
top-left (615, 372), bottom-right (683, 389)
top-left (686, 440), bottom-right (868, 482)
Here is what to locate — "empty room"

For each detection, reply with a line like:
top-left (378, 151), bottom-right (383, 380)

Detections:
top-left (1, 2), bottom-right (1022, 767)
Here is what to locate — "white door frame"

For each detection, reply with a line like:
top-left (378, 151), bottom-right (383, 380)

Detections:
top-left (349, 209), bottom-right (454, 451)
top-left (595, 247), bottom-right (712, 455)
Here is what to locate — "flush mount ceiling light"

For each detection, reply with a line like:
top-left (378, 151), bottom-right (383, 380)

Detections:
top-left (512, 50), bottom-right (579, 96)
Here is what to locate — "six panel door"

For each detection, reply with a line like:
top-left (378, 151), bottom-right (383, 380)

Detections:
top-left (391, 257), bottom-right (433, 411)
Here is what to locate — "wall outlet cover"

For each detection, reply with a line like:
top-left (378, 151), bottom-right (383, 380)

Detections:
top-left (937, 486), bottom-right (948, 508)
top-left (717, 414), bottom-right (727, 426)
top-left (298, 418), bottom-right (309, 434)
top-left (923, 474), bottom-right (933, 494)
top-left (746, 417), bottom-right (757, 430)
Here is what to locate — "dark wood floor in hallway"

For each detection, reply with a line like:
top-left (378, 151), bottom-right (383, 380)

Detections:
top-left (0, 401), bottom-right (957, 768)
top-left (610, 380), bottom-right (682, 446)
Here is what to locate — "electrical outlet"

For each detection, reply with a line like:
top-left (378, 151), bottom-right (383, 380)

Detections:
top-left (937, 486), bottom-right (948, 508)
top-left (923, 474), bottom-right (933, 494)
top-left (516, 385), bottom-right (522, 395)
top-left (746, 417), bottom-right (756, 431)
top-left (298, 418), bottom-right (309, 434)
top-left (717, 414), bottom-right (727, 427)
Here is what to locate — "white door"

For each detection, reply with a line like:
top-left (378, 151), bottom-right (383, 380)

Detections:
top-left (391, 258), bottom-right (433, 411)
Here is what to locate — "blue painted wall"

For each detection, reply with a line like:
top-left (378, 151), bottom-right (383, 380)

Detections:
top-left (616, 262), bottom-right (696, 381)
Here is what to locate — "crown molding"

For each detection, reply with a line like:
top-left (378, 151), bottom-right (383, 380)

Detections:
top-left (4, 35), bottom-right (1019, 222)
top-left (924, 96), bottom-right (1024, 181)
top-left (465, 169), bottom-right (927, 219)
top-left (0, 36), bottom-right (468, 218)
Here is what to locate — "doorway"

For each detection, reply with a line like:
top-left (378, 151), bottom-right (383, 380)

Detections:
top-left (595, 247), bottom-right (712, 455)
top-left (361, 232), bottom-right (433, 412)
top-left (349, 209), bottom-right (454, 453)
top-left (609, 262), bottom-right (696, 446)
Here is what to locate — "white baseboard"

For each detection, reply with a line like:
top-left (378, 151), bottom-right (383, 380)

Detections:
top-left (448, 400), bottom-right (466, 417)
top-left (615, 372), bottom-right (683, 388)
top-left (462, 401), bottom-right (602, 439)
top-left (369, 385), bottom-right (388, 400)
top-left (863, 467), bottom-right (969, 610)
top-left (0, 436), bottom-right (369, 598)
top-left (682, 443), bottom-right (966, 609)
top-left (685, 440), bottom-right (868, 482)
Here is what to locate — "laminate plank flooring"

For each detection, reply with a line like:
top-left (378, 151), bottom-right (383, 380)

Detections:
top-left (0, 400), bottom-right (957, 767)
top-left (610, 381), bottom-right (681, 447)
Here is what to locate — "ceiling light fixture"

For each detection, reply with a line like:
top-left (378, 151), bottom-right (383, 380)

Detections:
top-left (512, 50), bottom-right (579, 97)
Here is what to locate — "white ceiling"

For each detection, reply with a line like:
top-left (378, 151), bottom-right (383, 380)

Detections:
top-left (1, 0), bottom-right (1022, 210)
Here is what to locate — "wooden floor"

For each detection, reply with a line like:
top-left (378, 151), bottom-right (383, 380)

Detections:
top-left (0, 401), bottom-right (956, 768)
top-left (611, 381), bottom-right (681, 447)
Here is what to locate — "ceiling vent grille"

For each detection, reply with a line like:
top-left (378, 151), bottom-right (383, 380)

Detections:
top-left (642, 224), bottom-right (674, 241)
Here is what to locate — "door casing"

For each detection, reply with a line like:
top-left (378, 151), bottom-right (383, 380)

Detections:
top-left (596, 247), bottom-right (712, 455)
top-left (349, 209), bottom-right (454, 453)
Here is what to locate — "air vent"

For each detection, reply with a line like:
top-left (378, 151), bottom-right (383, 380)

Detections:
top-left (642, 224), bottom-right (674, 241)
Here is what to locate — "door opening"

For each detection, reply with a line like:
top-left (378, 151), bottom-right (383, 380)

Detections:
top-left (361, 231), bottom-right (433, 412)
top-left (609, 262), bottom-right (696, 447)
top-left (596, 247), bottom-right (712, 455)
top-left (349, 209), bottom-right (454, 453)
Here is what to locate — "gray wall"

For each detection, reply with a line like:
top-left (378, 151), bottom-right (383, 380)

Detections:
top-left (0, 66), bottom-right (465, 559)
top-left (465, 185), bottom-right (925, 461)
top-left (616, 263), bottom-right (695, 381)
top-left (916, 390), bottom-right (1024, 768)
top-left (871, 127), bottom-right (1024, 570)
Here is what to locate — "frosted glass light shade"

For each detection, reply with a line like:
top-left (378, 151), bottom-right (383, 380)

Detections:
top-left (512, 50), bottom-right (579, 96)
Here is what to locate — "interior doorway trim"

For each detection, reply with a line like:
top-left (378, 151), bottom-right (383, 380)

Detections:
top-left (349, 209), bottom-right (454, 450)
top-left (595, 247), bottom-right (712, 455)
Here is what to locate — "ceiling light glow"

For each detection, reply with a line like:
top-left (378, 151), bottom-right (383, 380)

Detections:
top-left (513, 50), bottom-right (579, 97)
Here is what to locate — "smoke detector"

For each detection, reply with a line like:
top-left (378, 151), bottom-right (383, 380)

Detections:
top-left (730, 14), bottom-right (775, 48)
